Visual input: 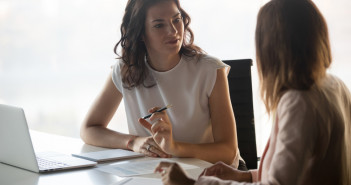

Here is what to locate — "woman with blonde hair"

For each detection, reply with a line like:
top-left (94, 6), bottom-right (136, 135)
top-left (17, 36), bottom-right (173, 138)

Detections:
top-left (155, 0), bottom-right (351, 184)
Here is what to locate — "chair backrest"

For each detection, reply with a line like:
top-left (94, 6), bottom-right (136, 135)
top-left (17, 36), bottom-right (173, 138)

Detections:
top-left (223, 59), bottom-right (258, 169)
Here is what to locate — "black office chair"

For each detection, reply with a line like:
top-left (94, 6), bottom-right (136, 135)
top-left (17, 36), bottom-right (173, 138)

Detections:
top-left (223, 59), bottom-right (258, 170)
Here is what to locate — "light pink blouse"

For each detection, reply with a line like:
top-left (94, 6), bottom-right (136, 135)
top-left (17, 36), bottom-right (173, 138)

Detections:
top-left (195, 74), bottom-right (351, 185)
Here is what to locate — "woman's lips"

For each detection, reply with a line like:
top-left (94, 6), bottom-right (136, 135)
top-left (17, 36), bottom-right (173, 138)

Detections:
top-left (166, 39), bottom-right (179, 44)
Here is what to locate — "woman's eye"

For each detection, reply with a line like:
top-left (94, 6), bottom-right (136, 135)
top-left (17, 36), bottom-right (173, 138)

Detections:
top-left (174, 18), bottom-right (182, 23)
top-left (154, 24), bottom-right (163, 28)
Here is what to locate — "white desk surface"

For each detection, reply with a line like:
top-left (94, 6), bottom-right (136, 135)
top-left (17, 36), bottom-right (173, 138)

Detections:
top-left (0, 130), bottom-right (212, 185)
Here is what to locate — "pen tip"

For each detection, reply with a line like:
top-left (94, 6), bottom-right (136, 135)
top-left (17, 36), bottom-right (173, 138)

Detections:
top-left (166, 104), bottom-right (173, 108)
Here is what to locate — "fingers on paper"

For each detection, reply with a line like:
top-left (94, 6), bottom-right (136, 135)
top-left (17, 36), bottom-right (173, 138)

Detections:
top-left (202, 164), bottom-right (222, 176)
top-left (154, 161), bottom-right (174, 173)
top-left (143, 138), bottom-right (170, 158)
top-left (149, 145), bottom-right (170, 158)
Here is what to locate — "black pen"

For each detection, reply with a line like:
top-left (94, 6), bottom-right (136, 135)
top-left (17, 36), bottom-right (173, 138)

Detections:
top-left (142, 104), bottom-right (173, 119)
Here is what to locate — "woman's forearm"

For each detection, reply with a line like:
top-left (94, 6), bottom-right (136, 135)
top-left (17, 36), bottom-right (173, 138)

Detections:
top-left (80, 125), bottom-right (133, 149)
top-left (172, 141), bottom-right (237, 165)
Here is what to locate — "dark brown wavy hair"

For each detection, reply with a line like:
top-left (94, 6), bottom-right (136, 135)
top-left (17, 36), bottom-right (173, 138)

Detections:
top-left (114, 0), bottom-right (204, 89)
top-left (255, 0), bottom-right (332, 114)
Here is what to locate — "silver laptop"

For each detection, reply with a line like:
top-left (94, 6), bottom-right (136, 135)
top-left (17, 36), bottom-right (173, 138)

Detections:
top-left (0, 104), bottom-right (97, 173)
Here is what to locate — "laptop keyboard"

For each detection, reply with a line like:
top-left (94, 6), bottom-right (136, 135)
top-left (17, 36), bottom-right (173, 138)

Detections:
top-left (37, 157), bottom-right (70, 171)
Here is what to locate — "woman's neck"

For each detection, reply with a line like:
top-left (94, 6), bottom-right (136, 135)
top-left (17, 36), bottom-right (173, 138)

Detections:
top-left (147, 53), bottom-right (181, 72)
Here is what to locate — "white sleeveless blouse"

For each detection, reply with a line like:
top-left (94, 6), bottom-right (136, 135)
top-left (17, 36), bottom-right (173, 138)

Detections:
top-left (112, 54), bottom-right (229, 144)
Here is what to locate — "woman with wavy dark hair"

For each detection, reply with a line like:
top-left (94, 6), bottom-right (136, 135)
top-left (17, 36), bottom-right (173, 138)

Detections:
top-left (154, 0), bottom-right (351, 184)
top-left (115, 0), bottom-right (203, 89)
top-left (81, 0), bottom-right (242, 168)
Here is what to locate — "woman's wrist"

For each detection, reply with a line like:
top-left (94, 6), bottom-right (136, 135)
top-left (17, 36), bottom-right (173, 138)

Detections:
top-left (170, 141), bottom-right (194, 158)
top-left (167, 141), bottom-right (181, 156)
top-left (240, 171), bottom-right (252, 182)
top-left (126, 135), bottom-right (137, 150)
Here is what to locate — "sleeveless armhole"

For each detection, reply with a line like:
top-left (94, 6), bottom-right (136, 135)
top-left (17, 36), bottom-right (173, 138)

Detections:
top-left (205, 57), bottom-right (230, 97)
top-left (111, 60), bottom-right (123, 93)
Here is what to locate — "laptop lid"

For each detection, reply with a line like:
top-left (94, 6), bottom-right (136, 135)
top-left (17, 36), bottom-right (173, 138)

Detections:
top-left (0, 104), bottom-right (97, 173)
top-left (0, 104), bottom-right (40, 172)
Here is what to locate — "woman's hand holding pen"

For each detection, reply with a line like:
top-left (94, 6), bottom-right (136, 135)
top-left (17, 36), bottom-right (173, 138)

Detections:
top-left (139, 106), bottom-right (177, 156)
top-left (129, 136), bottom-right (170, 158)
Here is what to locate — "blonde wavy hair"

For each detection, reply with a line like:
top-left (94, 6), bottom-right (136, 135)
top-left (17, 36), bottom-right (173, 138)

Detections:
top-left (255, 0), bottom-right (332, 114)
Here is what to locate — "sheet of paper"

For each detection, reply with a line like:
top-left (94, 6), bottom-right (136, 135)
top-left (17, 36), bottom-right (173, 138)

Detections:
top-left (72, 149), bottom-right (144, 162)
top-left (98, 159), bottom-right (198, 177)
top-left (111, 177), bottom-right (162, 185)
